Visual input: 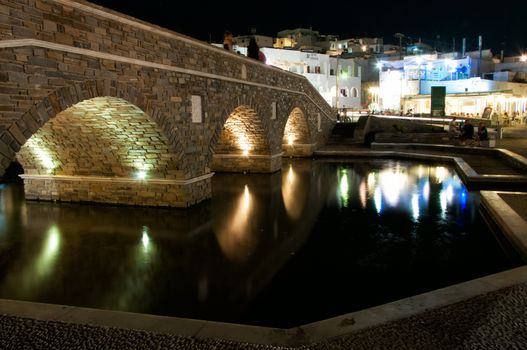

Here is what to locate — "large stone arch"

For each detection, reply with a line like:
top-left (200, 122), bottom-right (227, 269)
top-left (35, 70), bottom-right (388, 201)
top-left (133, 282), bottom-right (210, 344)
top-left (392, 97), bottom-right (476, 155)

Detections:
top-left (1, 80), bottom-right (211, 207)
top-left (16, 97), bottom-right (180, 179)
top-left (210, 101), bottom-right (279, 173)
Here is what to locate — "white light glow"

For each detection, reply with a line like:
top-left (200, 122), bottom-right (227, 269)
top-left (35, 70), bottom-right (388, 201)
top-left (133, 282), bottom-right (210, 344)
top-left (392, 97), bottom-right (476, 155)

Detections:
top-left (142, 231), bottom-right (150, 249)
top-left (521, 55), bottom-right (527, 62)
top-left (379, 169), bottom-right (408, 207)
top-left (338, 171), bottom-right (349, 208)
top-left (136, 170), bottom-right (147, 180)
top-left (423, 181), bottom-right (430, 201)
top-left (287, 135), bottom-right (295, 145)
top-left (374, 187), bottom-right (382, 214)
top-left (412, 193), bottom-right (420, 221)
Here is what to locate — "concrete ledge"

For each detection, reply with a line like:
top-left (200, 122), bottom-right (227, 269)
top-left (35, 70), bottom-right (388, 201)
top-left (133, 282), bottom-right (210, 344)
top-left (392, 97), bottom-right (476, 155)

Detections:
top-left (19, 173), bottom-right (213, 207)
top-left (481, 191), bottom-right (527, 261)
top-left (1, 266), bottom-right (527, 347)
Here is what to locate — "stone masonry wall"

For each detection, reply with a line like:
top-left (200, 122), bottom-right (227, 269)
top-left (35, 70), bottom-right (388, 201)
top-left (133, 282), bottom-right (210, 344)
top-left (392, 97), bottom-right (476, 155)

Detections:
top-left (22, 174), bottom-right (212, 207)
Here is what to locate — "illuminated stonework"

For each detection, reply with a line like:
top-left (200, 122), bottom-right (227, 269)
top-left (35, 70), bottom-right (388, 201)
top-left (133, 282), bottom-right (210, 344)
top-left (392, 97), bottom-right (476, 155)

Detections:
top-left (17, 97), bottom-right (181, 180)
top-left (211, 105), bottom-right (280, 173)
top-left (282, 107), bottom-right (314, 157)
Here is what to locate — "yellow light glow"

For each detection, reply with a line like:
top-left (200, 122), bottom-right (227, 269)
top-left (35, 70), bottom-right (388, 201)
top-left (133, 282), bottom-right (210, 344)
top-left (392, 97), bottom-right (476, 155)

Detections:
top-left (215, 184), bottom-right (255, 262)
top-left (359, 180), bottom-right (367, 209)
top-left (27, 138), bottom-right (56, 174)
top-left (520, 55), bottom-right (527, 62)
top-left (287, 135), bottom-right (295, 145)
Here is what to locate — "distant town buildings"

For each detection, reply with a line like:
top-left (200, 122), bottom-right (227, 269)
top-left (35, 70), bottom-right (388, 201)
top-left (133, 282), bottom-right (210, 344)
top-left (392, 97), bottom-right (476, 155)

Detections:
top-left (223, 29), bottom-right (527, 118)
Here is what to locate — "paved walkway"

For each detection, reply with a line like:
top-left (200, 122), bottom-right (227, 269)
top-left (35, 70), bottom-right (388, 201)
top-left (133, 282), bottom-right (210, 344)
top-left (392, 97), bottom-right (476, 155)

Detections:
top-left (1, 129), bottom-right (527, 349)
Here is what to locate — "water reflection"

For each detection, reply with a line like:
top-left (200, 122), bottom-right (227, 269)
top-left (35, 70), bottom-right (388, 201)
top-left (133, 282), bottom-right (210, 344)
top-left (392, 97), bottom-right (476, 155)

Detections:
top-left (0, 159), bottom-right (510, 327)
top-left (335, 161), bottom-right (474, 226)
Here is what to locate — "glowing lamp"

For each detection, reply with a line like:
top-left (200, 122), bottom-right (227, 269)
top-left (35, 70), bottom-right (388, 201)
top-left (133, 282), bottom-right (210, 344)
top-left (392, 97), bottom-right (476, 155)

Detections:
top-left (136, 170), bottom-right (147, 180)
top-left (521, 55), bottom-right (527, 62)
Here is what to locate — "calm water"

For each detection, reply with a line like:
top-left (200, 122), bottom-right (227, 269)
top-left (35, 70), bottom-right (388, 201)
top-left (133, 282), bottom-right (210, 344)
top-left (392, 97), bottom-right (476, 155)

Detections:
top-left (0, 159), bottom-right (513, 328)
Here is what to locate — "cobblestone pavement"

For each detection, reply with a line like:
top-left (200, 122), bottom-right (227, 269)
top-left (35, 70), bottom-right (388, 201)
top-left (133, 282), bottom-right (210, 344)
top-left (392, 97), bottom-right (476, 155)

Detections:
top-left (1, 283), bottom-right (527, 349)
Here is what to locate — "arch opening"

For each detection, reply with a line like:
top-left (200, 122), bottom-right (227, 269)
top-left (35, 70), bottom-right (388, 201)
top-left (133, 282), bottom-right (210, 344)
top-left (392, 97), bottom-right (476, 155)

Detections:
top-left (15, 96), bottom-right (207, 207)
top-left (282, 107), bottom-right (313, 157)
top-left (212, 105), bottom-right (280, 173)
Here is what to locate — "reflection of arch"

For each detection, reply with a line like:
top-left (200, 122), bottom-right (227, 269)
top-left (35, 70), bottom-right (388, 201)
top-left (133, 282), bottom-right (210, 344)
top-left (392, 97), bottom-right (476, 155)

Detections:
top-left (16, 97), bottom-right (180, 179)
top-left (281, 163), bottom-right (307, 220)
top-left (351, 87), bottom-right (358, 98)
top-left (213, 105), bottom-right (271, 156)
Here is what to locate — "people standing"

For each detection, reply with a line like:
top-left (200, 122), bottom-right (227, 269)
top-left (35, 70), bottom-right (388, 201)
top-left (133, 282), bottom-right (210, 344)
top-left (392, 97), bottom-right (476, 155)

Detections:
top-left (247, 37), bottom-right (266, 63)
top-left (223, 30), bottom-right (234, 51)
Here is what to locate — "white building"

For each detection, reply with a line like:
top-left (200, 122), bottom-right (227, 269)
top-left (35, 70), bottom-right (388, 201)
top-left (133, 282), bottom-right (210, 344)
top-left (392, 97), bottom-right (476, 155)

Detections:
top-left (378, 52), bottom-right (527, 117)
top-left (262, 47), bottom-right (362, 109)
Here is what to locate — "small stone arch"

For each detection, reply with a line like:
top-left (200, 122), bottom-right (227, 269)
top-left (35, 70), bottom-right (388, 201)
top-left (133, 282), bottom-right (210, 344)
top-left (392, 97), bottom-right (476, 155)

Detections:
top-left (282, 107), bottom-right (313, 157)
top-left (210, 104), bottom-right (278, 173)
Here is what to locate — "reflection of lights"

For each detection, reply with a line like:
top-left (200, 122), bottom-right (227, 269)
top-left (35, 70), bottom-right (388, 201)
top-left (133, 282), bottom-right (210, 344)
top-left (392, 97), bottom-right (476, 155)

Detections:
top-left (423, 181), bottom-right (430, 201)
top-left (359, 180), bottom-right (367, 209)
top-left (287, 164), bottom-right (294, 184)
top-left (379, 169), bottom-right (407, 206)
top-left (374, 187), bottom-right (382, 214)
top-left (460, 189), bottom-right (467, 210)
top-left (445, 184), bottom-right (454, 203)
top-left (367, 172), bottom-right (376, 192)
top-left (142, 230), bottom-right (150, 249)
top-left (440, 190), bottom-right (447, 219)
top-left (243, 185), bottom-right (250, 209)
top-left (338, 170), bottom-right (349, 208)
top-left (215, 184), bottom-right (254, 262)
top-left (282, 164), bottom-right (305, 220)
top-left (412, 193), bottom-right (419, 221)
top-left (35, 225), bottom-right (61, 279)
top-left (435, 166), bottom-right (447, 183)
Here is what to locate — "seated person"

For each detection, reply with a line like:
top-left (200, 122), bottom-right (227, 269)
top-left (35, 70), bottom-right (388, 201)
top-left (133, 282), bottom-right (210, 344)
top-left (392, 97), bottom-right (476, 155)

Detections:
top-left (476, 122), bottom-right (488, 145)
top-left (448, 117), bottom-right (459, 136)
top-left (460, 120), bottom-right (474, 144)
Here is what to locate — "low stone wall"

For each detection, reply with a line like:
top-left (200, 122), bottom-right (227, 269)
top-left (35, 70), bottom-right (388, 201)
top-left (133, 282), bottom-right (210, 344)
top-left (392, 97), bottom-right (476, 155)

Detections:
top-left (211, 153), bottom-right (283, 173)
top-left (282, 143), bottom-right (316, 157)
top-left (20, 174), bottom-right (213, 208)
top-left (374, 132), bottom-right (452, 144)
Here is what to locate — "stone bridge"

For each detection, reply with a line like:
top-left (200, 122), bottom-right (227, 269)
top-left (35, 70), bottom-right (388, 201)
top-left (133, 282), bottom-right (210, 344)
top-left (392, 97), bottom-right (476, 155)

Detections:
top-left (0, 0), bottom-right (336, 207)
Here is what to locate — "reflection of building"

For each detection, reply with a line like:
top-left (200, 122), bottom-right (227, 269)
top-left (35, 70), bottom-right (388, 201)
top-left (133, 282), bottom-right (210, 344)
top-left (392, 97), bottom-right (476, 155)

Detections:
top-left (263, 48), bottom-right (361, 109)
top-left (378, 51), bottom-right (527, 116)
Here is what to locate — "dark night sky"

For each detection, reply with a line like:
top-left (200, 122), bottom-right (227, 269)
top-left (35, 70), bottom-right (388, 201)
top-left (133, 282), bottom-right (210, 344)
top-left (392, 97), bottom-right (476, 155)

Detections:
top-left (89, 0), bottom-right (526, 56)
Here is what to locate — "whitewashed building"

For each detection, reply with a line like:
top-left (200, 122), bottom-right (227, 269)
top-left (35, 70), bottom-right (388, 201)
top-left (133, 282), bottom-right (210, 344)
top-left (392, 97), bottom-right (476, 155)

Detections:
top-left (262, 47), bottom-right (362, 109)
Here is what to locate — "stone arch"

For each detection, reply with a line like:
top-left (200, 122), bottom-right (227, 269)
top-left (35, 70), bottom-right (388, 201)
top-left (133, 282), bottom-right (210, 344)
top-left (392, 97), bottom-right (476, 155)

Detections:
top-left (0, 80), bottom-right (210, 207)
top-left (210, 104), bottom-right (278, 173)
top-left (16, 96), bottom-right (180, 180)
top-left (0, 80), bottom-right (185, 177)
top-left (282, 107), bottom-right (314, 157)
